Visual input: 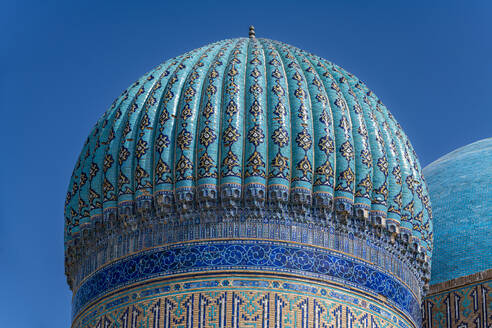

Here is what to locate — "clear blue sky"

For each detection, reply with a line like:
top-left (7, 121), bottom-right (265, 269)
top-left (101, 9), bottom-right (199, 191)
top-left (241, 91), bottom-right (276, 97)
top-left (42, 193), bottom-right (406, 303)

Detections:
top-left (1, 0), bottom-right (491, 326)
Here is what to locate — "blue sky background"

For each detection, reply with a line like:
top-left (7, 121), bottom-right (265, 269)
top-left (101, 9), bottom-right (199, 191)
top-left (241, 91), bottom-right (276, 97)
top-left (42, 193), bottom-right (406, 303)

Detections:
top-left (1, 0), bottom-right (491, 326)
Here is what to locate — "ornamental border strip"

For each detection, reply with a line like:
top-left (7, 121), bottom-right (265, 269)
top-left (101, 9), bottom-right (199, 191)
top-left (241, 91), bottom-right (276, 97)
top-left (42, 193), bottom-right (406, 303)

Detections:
top-left (70, 219), bottom-right (421, 293)
top-left (75, 276), bottom-right (416, 328)
top-left (73, 239), bottom-right (420, 323)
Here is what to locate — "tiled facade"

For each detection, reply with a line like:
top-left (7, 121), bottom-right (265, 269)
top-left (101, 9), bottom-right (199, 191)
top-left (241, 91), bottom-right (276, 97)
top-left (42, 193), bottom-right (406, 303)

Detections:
top-left (423, 270), bottom-right (492, 328)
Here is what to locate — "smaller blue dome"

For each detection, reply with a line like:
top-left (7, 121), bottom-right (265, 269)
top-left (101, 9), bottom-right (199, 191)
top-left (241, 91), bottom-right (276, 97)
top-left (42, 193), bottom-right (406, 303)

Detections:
top-left (424, 138), bottom-right (492, 285)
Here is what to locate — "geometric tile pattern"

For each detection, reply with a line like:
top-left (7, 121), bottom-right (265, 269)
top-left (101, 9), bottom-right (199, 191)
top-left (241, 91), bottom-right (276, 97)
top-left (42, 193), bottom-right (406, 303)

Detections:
top-left (422, 277), bottom-right (492, 328)
top-left (73, 275), bottom-right (417, 328)
top-left (72, 239), bottom-right (421, 324)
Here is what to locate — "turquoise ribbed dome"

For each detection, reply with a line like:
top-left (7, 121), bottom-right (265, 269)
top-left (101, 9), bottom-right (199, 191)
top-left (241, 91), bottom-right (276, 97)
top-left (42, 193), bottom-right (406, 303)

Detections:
top-left (64, 37), bottom-right (432, 273)
top-left (424, 138), bottom-right (492, 285)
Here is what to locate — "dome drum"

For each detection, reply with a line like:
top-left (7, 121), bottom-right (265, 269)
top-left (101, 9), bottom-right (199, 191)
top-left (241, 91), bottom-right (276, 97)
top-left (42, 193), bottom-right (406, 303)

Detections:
top-left (65, 192), bottom-right (430, 290)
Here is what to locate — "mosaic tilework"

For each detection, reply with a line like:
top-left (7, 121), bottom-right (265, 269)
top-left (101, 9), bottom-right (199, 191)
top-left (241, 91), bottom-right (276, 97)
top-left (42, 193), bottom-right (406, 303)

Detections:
top-left (422, 275), bottom-right (492, 328)
top-left (73, 275), bottom-right (417, 328)
top-left (64, 37), bottom-right (433, 290)
top-left (72, 239), bottom-right (421, 324)
top-left (70, 220), bottom-right (421, 298)
top-left (424, 138), bottom-right (492, 284)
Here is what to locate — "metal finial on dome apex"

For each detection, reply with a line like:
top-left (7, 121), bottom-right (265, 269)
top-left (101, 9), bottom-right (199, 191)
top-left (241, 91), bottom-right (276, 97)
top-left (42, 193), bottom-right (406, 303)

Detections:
top-left (249, 25), bottom-right (255, 38)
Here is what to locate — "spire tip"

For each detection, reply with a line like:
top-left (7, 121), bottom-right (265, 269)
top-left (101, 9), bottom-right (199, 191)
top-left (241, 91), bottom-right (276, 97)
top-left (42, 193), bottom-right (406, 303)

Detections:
top-left (249, 25), bottom-right (255, 38)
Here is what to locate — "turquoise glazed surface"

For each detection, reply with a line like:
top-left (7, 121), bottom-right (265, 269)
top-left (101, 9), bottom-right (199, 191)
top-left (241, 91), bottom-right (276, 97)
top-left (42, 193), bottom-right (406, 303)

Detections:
top-left (424, 138), bottom-right (492, 285)
top-left (64, 37), bottom-right (432, 255)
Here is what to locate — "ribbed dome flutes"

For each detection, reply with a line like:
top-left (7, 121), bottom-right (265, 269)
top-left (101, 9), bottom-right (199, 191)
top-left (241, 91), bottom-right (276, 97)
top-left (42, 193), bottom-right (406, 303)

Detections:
top-left (64, 37), bottom-right (432, 294)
